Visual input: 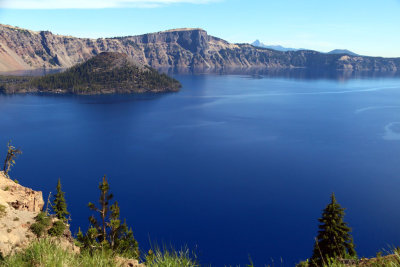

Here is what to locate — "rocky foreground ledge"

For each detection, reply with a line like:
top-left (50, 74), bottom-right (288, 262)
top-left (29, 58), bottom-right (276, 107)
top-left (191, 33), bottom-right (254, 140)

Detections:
top-left (0, 171), bottom-right (80, 257)
top-left (0, 172), bottom-right (144, 267)
top-left (0, 171), bottom-right (44, 255)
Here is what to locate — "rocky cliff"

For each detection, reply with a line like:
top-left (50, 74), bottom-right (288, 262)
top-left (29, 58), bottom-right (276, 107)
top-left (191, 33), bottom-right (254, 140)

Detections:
top-left (0, 172), bottom-right (79, 257)
top-left (0, 171), bottom-right (44, 255)
top-left (1, 24), bottom-right (399, 72)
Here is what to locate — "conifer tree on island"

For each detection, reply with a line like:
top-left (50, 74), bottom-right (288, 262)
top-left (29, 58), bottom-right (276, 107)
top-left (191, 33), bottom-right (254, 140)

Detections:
top-left (53, 178), bottom-right (70, 222)
top-left (310, 193), bottom-right (356, 266)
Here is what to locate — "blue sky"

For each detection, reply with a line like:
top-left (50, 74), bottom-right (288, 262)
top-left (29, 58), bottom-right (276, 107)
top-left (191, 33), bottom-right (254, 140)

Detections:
top-left (0, 0), bottom-right (399, 57)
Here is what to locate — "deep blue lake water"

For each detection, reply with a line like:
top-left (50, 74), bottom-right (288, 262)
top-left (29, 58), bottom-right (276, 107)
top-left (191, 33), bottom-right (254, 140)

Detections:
top-left (1, 73), bottom-right (400, 266)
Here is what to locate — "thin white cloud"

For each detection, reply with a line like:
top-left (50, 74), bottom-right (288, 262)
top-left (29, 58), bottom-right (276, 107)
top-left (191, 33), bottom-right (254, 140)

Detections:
top-left (0, 0), bottom-right (219, 9)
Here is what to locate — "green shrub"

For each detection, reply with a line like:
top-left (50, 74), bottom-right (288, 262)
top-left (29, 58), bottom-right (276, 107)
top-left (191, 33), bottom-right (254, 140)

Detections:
top-left (3, 186), bottom-right (9, 191)
top-left (35, 212), bottom-right (51, 225)
top-left (48, 221), bottom-right (66, 237)
top-left (0, 204), bottom-right (6, 218)
top-left (29, 222), bottom-right (46, 237)
top-left (29, 212), bottom-right (51, 237)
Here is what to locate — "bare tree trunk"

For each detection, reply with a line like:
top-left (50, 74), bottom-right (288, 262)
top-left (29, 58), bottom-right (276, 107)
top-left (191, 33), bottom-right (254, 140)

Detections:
top-left (5, 162), bottom-right (11, 176)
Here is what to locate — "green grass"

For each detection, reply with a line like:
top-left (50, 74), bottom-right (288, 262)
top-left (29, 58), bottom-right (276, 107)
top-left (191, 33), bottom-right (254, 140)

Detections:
top-left (145, 245), bottom-right (198, 267)
top-left (0, 239), bottom-right (119, 267)
top-left (2, 238), bottom-right (400, 267)
top-left (78, 250), bottom-right (119, 267)
top-left (0, 239), bottom-right (200, 267)
top-left (297, 250), bottom-right (400, 267)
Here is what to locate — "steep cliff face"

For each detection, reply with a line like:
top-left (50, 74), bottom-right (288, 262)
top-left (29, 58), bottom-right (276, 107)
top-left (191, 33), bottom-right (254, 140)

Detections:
top-left (0, 24), bottom-right (399, 72)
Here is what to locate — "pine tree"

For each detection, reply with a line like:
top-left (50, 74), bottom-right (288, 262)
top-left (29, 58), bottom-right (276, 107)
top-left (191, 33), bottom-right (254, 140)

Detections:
top-left (80, 175), bottom-right (139, 259)
top-left (311, 193), bottom-right (356, 266)
top-left (88, 175), bottom-right (113, 244)
top-left (77, 226), bottom-right (101, 254)
top-left (109, 202), bottom-right (139, 259)
top-left (53, 178), bottom-right (70, 222)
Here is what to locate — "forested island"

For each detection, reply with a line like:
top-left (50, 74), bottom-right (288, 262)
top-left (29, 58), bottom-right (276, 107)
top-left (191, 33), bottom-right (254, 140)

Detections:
top-left (0, 52), bottom-right (181, 95)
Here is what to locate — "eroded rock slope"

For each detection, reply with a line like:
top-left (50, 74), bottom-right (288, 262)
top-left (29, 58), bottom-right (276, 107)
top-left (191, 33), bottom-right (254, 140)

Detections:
top-left (0, 24), bottom-right (399, 72)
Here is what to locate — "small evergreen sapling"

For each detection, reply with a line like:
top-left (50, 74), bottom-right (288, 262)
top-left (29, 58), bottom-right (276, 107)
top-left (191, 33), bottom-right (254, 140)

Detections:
top-left (77, 226), bottom-right (101, 254)
top-left (110, 204), bottom-right (139, 258)
top-left (78, 175), bottom-right (139, 259)
top-left (87, 175), bottom-right (113, 244)
top-left (48, 220), bottom-right (66, 237)
top-left (53, 178), bottom-right (70, 222)
top-left (310, 193), bottom-right (357, 266)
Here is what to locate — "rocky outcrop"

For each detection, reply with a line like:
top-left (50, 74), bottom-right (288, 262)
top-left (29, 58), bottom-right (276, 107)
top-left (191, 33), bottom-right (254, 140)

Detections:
top-left (0, 171), bottom-right (80, 257)
top-left (0, 171), bottom-right (44, 255)
top-left (0, 24), bottom-right (399, 73)
top-left (0, 171), bottom-right (44, 213)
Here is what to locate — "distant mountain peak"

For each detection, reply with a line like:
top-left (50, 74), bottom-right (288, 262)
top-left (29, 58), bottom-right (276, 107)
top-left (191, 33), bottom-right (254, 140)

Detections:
top-left (252, 40), bottom-right (262, 46)
top-left (251, 40), bottom-right (300, 52)
top-left (251, 40), bottom-right (360, 57)
top-left (328, 49), bottom-right (359, 56)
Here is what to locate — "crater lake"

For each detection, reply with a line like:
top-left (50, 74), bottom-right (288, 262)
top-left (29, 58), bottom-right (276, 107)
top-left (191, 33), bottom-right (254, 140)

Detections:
top-left (1, 72), bottom-right (400, 266)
